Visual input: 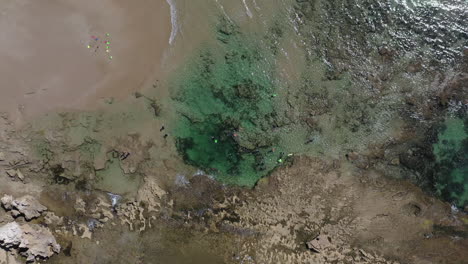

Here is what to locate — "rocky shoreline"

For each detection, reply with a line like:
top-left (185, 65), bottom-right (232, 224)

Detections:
top-left (0, 108), bottom-right (466, 263)
top-left (0, 0), bottom-right (467, 263)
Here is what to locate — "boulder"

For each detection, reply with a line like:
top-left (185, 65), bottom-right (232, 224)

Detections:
top-left (1, 195), bottom-right (47, 221)
top-left (306, 234), bottom-right (332, 253)
top-left (0, 222), bottom-right (60, 262)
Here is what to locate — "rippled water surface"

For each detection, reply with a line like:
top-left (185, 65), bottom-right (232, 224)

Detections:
top-left (165, 0), bottom-right (467, 205)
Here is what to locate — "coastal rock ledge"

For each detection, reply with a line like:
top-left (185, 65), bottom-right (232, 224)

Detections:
top-left (1, 195), bottom-right (47, 221)
top-left (0, 222), bottom-right (60, 262)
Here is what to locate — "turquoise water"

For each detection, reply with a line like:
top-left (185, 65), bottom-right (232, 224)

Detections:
top-left (433, 117), bottom-right (468, 207)
top-left (168, 0), bottom-right (468, 197)
top-left (171, 18), bottom-right (286, 186)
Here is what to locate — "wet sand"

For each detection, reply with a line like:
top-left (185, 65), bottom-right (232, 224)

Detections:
top-left (0, 0), bottom-right (171, 124)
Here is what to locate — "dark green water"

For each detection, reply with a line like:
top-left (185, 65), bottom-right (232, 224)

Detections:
top-left (433, 117), bottom-right (468, 207)
top-left (171, 18), bottom-right (287, 186)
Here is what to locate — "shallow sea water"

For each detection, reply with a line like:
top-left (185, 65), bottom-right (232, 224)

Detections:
top-left (10, 1), bottom-right (466, 263)
top-left (164, 0), bottom-right (466, 205)
top-left (23, 0), bottom-right (467, 208)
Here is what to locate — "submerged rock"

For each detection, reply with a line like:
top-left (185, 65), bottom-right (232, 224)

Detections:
top-left (171, 17), bottom-right (285, 186)
top-left (5, 170), bottom-right (17, 178)
top-left (0, 222), bottom-right (60, 262)
top-left (4, 169), bottom-right (25, 182)
top-left (74, 197), bottom-right (86, 214)
top-left (15, 170), bottom-right (25, 182)
top-left (1, 195), bottom-right (47, 221)
top-left (44, 212), bottom-right (64, 226)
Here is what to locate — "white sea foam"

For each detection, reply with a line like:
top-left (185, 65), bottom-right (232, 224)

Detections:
top-left (216, 0), bottom-right (233, 23)
top-left (107, 193), bottom-right (122, 208)
top-left (242, 0), bottom-right (253, 18)
top-left (166, 0), bottom-right (178, 45)
top-left (175, 174), bottom-right (190, 187)
top-left (252, 0), bottom-right (260, 11)
top-left (194, 169), bottom-right (205, 176)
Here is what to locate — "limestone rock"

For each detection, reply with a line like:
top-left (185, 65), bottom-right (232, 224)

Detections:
top-left (78, 224), bottom-right (92, 239)
top-left (74, 198), bottom-right (86, 214)
top-left (0, 152), bottom-right (5, 161)
top-left (346, 152), bottom-right (370, 169)
top-left (0, 211), bottom-right (13, 225)
top-left (4, 169), bottom-right (24, 182)
top-left (93, 147), bottom-right (108, 171)
top-left (359, 249), bottom-right (375, 260)
top-left (16, 170), bottom-right (25, 181)
top-left (137, 177), bottom-right (166, 212)
top-left (0, 248), bottom-right (21, 264)
top-left (5, 170), bottom-right (16, 178)
top-left (89, 197), bottom-right (114, 224)
top-left (1, 195), bottom-right (47, 221)
top-left (0, 222), bottom-right (21, 250)
top-left (44, 212), bottom-right (64, 226)
top-left (306, 234), bottom-right (332, 253)
top-left (117, 202), bottom-right (147, 232)
top-left (0, 222), bottom-right (60, 262)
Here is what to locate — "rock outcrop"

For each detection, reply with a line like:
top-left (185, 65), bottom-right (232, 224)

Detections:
top-left (0, 222), bottom-right (60, 262)
top-left (306, 234), bottom-right (332, 253)
top-left (136, 176), bottom-right (166, 213)
top-left (0, 248), bottom-right (21, 264)
top-left (1, 195), bottom-right (47, 221)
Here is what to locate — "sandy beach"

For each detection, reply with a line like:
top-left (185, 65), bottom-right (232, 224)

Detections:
top-left (0, 0), bottom-right (171, 124)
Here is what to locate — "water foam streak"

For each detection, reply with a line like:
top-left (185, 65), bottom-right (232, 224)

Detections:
top-left (166, 0), bottom-right (178, 45)
top-left (242, 0), bottom-right (253, 18)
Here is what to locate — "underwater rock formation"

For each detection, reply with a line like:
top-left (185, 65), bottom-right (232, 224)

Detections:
top-left (432, 117), bottom-right (468, 207)
top-left (172, 18), bottom-right (288, 186)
